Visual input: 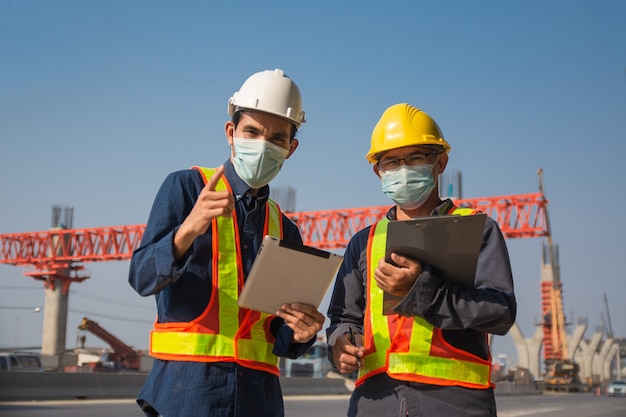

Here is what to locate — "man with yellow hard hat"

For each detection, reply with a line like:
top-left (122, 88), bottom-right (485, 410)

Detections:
top-left (326, 103), bottom-right (516, 416)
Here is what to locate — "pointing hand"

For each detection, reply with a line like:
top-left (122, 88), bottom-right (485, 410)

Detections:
top-left (173, 165), bottom-right (235, 260)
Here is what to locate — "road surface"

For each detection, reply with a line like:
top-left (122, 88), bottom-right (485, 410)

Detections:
top-left (0, 393), bottom-right (625, 417)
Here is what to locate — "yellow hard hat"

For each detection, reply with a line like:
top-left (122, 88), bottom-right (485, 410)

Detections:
top-left (366, 103), bottom-right (451, 163)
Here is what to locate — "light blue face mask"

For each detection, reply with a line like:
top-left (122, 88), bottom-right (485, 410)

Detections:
top-left (380, 164), bottom-right (436, 210)
top-left (231, 137), bottom-right (290, 188)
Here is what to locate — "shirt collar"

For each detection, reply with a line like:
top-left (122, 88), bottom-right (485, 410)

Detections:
top-left (432, 199), bottom-right (455, 215)
top-left (223, 159), bottom-right (270, 203)
top-left (386, 199), bottom-right (455, 220)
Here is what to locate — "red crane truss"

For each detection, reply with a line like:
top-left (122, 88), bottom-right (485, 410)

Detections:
top-left (291, 192), bottom-right (547, 249)
top-left (0, 192), bottom-right (548, 287)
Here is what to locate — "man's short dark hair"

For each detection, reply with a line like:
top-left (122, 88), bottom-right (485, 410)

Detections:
top-left (232, 110), bottom-right (298, 141)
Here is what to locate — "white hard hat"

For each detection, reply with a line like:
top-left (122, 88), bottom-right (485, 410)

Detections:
top-left (228, 69), bottom-right (306, 127)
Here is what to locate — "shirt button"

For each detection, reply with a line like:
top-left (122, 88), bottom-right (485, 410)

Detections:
top-left (243, 244), bottom-right (248, 250)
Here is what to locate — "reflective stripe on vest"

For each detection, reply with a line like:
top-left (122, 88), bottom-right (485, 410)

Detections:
top-left (357, 207), bottom-right (492, 389)
top-left (149, 167), bottom-right (283, 375)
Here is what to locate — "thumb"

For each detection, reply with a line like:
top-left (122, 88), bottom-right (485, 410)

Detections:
top-left (390, 252), bottom-right (418, 268)
top-left (205, 165), bottom-right (225, 191)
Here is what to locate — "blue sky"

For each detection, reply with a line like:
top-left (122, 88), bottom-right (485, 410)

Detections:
top-left (1, 0), bottom-right (625, 368)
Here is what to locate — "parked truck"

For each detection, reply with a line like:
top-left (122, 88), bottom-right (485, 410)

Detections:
top-left (0, 352), bottom-right (43, 372)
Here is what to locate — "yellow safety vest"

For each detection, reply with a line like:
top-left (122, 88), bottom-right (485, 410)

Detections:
top-left (149, 167), bottom-right (284, 375)
top-left (357, 207), bottom-right (493, 389)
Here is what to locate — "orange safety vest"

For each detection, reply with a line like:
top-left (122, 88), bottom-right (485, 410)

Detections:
top-left (149, 167), bottom-right (284, 376)
top-left (357, 206), bottom-right (493, 389)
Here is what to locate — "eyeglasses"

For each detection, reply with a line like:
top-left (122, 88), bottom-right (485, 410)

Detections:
top-left (377, 151), bottom-right (439, 171)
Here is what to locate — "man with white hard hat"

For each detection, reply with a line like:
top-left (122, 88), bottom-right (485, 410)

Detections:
top-left (129, 69), bottom-right (323, 417)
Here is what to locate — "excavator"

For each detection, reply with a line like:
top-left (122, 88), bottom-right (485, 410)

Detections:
top-left (77, 317), bottom-right (143, 371)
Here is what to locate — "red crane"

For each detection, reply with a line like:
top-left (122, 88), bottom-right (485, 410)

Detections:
top-left (78, 317), bottom-right (141, 371)
top-left (0, 192), bottom-right (549, 292)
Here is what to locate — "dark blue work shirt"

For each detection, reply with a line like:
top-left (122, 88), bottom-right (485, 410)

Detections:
top-left (129, 160), bottom-right (312, 417)
top-left (325, 202), bottom-right (516, 416)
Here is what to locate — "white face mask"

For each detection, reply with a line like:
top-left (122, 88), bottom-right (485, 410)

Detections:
top-left (380, 164), bottom-right (436, 210)
top-left (231, 137), bottom-right (289, 188)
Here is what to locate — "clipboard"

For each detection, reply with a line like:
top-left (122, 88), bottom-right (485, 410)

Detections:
top-left (383, 214), bottom-right (486, 314)
top-left (238, 235), bottom-right (344, 315)
top-left (385, 214), bottom-right (486, 286)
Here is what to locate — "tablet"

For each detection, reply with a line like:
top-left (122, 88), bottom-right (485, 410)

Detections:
top-left (238, 236), bottom-right (344, 314)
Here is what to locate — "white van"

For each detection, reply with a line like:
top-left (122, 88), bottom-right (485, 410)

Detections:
top-left (284, 342), bottom-right (331, 378)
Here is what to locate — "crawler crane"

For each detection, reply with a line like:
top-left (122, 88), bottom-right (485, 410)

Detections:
top-left (537, 169), bottom-right (583, 392)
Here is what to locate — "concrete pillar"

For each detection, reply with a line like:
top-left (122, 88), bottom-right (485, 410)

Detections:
top-left (603, 343), bottom-right (620, 380)
top-left (40, 226), bottom-right (71, 369)
top-left (41, 279), bottom-right (68, 357)
top-left (568, 324), bottom-right (587, 360)
top-left (509, 323), bottom-right (528, 369)
top-left (528, 326), bottom-right (543, 378)
top-left (575, 332), bottom-right (602, 384)
top-left (594, 339), bottom-right (613, 384)
top-left (509, 322), bottom-right (543, 378)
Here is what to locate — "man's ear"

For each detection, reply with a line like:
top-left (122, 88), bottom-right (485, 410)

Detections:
top-left (436, 152), bottom-right (449, 174)
top-left (373, 164), bottom-right (382, 179)
top-left (285, 138), bottom-right (299, 159)
top-left (225, 121), bottom-right (235, 146)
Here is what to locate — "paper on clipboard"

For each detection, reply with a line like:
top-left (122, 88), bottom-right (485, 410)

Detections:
top-left (238, 236), bottom-right (344, 315)
top-left (383, 214), bottom-right (487, 314)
